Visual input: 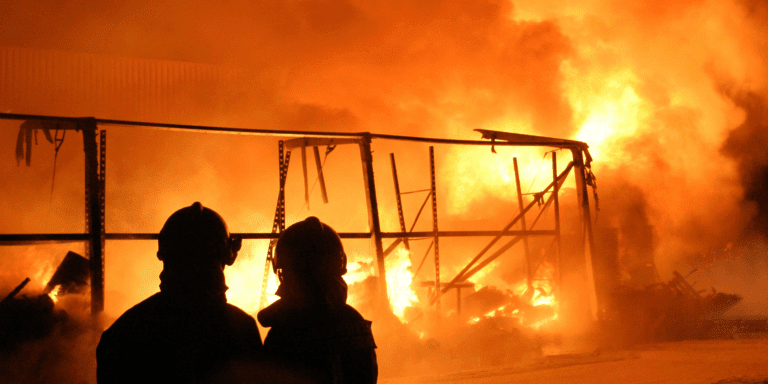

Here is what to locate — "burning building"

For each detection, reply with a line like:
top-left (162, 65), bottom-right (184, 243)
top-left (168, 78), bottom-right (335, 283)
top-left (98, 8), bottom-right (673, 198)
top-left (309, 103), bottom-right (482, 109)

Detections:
top-left (1, 112), bottom-right (598, 322)
top-left (0, 106), bottom-right (605, 380)
top-left (2, 0), bottom-right (768, 382)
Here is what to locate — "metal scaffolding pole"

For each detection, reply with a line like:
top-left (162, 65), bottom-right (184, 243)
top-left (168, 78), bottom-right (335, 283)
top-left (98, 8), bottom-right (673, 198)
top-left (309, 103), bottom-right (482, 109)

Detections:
top-left (313, 146), bottom-right (329, 204)
top-left (389, 153), bottom-right (410, 252)
top-left (552, 152), bottom-right (562, 288)
top-left (82, 118), bottom-right (105, 315)
top-left (259, 141), bottom-right (290, 310)
top-left (572, 148), bottom-right (599, 320)
top-left (429, 146), bottom-right (440, 313)
top-left (301, 144), bottom-right (309, 209)
top-left (513, 157), bottom-right (533, 289)
top-left (359, 134), bottom-right (389, 310)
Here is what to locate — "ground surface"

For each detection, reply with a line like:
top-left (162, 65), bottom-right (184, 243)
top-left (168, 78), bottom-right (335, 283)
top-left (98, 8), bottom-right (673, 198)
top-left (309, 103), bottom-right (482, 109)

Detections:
top-left (380, 338), bottom-right (768, 384)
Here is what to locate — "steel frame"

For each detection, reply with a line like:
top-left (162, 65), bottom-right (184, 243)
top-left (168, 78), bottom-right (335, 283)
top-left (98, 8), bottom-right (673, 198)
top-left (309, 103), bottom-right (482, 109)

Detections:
top-left (0, 112), bottom-right (597, 319)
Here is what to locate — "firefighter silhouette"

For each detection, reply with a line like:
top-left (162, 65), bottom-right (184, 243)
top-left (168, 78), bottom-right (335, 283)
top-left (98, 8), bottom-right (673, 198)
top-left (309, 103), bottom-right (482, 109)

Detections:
top-left (258, 216), bottom-right (378, 384)
top-left (96, 202), bottom-right (261, 383)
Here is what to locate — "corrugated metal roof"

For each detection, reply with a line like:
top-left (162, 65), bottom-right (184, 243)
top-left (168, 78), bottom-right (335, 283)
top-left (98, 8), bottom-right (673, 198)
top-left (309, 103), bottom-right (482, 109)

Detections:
top-left (0, 46), bottom-right (230, 121)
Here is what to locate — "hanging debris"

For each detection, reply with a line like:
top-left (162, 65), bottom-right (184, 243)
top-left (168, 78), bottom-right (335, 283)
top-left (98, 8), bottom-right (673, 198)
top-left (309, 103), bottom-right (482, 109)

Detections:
top-left (14, 120), bottom-right (74, 167)
top-left (44, 251), bottom-right (90, 296)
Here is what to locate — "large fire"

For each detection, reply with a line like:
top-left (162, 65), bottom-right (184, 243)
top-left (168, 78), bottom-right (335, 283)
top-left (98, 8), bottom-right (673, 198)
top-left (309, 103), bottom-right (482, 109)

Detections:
top-left (6, 1), bottom-right (768, 382)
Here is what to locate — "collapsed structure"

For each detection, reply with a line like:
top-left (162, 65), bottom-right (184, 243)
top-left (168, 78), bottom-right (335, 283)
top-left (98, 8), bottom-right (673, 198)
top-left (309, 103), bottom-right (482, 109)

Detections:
top-left (0, 112), bottom-right (598, 318)
top-left (1, 112), bottom-right (754, 349)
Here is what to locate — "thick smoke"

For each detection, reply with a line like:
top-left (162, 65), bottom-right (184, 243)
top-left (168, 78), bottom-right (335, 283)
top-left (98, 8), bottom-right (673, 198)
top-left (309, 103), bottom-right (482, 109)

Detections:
top-left (3, 0), bottom-right (768, 381)
top-left (0, 0), bottom-right (574, 135)
top-left (720, 89), bottom-right (768, 234)
top-left (511, 0), bottom-right (768, 274)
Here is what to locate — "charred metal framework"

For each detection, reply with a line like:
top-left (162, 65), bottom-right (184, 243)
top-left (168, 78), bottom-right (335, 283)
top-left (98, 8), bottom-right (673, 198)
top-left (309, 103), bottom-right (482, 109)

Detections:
top-left (0, 112), bottom-right (598, 319)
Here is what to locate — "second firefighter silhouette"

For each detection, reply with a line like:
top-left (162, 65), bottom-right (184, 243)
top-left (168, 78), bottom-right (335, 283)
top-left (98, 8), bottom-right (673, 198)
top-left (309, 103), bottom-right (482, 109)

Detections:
top-left (258, 216), bottom-right (378, 383)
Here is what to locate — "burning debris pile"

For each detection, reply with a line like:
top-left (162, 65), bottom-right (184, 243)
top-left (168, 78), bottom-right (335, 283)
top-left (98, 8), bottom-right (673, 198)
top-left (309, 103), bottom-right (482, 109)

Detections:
top-left (463, 285), bottom-right (558, 329)
top-left (0, 251), bottom-right (89, 353)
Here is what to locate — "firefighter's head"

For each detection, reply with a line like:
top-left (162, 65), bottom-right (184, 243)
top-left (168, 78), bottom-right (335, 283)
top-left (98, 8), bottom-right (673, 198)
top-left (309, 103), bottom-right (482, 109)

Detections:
top-left (273, 216), bottom-right (347, 283)
top-left (157, 202), bottom-right (242, 268)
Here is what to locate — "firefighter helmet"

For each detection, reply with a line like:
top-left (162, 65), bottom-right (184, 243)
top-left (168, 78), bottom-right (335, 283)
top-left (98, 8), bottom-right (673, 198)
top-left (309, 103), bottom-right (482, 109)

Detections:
top-left (157, 202), bottom-right (242, 266)
top-left (273, 216), bottom-right (347, 281)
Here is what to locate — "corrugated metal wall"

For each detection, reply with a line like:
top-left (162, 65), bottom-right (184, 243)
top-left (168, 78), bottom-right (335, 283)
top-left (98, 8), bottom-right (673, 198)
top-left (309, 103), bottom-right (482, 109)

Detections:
top-left (0, 46), bottom-right (229, 121)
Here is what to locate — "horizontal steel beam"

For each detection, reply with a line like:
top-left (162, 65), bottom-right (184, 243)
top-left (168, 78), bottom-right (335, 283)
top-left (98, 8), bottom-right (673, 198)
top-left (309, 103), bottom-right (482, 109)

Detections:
top-left (0, 234), bottom-right (89, 243)
top-left (1, 113), bottom-right (566, 147)
top-left (381, 230), bottom-right (555, 238)
top-left (475, 129), bottom-right (589, 150)
top-left (0, 232), bottom-right (374, 243)
top-left (369, 133), bottom-right (570, 147)
top-left (0, 229), bottom-right (556, 244)
top-left (108, 232), bottom-right (375, 240)
top-left (0, 113), bottom-right (364, 139)
top-left (283, 137), bottom-right (360, 149)
top-left (418, 281), bottom-right (474, 288)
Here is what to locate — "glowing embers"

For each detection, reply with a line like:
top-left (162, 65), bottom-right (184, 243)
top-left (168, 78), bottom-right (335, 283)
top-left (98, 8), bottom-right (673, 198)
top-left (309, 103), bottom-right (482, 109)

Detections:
top-left (465, 288), bottom-right (558, 330)
top-left (465, 260), bottom-right (559, 330)
top-left (385, 248), bottom-right (419, 321)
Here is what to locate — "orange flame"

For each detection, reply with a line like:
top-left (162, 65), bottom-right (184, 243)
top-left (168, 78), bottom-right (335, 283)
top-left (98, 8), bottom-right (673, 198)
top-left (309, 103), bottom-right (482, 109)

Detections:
top-left (385, 247), bottom-right (419, 321)
top-left (48, 287), bottom-right (59, 303)
top-left (224, 244), bottom-right (274, 315)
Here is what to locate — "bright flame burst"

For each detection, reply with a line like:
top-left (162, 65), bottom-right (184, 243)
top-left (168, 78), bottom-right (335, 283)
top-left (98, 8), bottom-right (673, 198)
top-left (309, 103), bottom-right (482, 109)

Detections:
top-left (442, 146), bottom-right (555, 215)
top-left (48, 287), bottom-right (59, 303)
top-left (343, 260), bottom-right (372, 311)
top-left (563, 64), bottom-right (651, 164)
top-left (385, 247), bottom-right (418, 320)
top-left (343, 260), bottom-right (371, 286)
top-left (224, 244), bottom-right (275, 315)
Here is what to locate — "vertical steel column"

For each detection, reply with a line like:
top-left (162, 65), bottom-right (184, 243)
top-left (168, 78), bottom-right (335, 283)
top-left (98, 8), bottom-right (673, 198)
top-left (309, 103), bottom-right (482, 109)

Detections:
top-left (552, 152), bottom-right (562, 288)
top-left (84, 148), bottom-right (91, 262)
top-left (389, 153), bottom-right (410, 252)
top-left (260, 141), bottom-right (290, 310)
top-left (301, 143), bottom-right (309, 209)
top-left (456, 286), bottom-right (462, 317)
top-left (313, 146), bottom-right (329, 204)
top-left (98, 129), bottom-right (106, 310)
top-left (513, 158), bottom-right (533, 289)
top-left (279, 157), bottom-right (288, 233)
top-left (429, 146), bottom-right (440, 313)
top-left (358, 134), bottom-right (389, 309)
top-left (82, 118), bottom-right (105, 315)
top-left (572, 148), bottom-right (599, 320)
